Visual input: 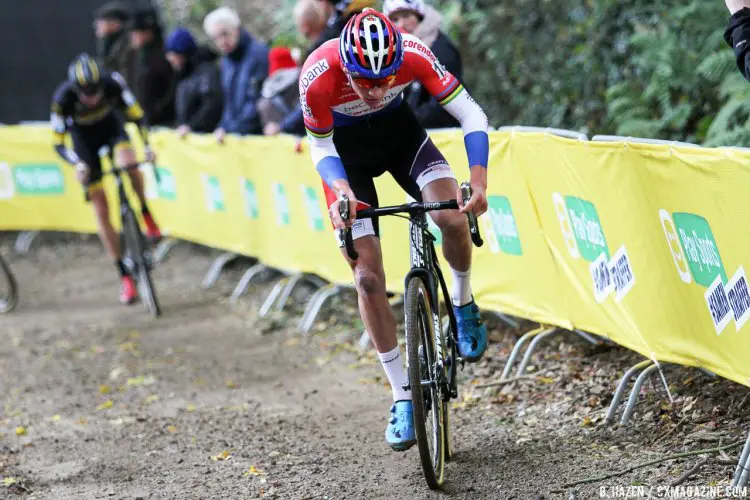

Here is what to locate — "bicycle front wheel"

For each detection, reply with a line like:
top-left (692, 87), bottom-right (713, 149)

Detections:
top-left (0, 255), bottom-right (18, 313)
top-left (405, 276), bottom-right (444, 489)
top-left (123, 211), bottom-right (161, 317)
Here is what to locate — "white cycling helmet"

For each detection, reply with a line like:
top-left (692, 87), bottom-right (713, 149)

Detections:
top-left (382, 0), bottom-right (426, 19)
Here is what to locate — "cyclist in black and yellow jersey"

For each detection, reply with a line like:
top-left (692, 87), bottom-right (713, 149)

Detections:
top-left (51, 53), bottom-right (161, 305)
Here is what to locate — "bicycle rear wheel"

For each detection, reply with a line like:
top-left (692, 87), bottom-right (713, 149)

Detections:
top-left (405, 276), bottom-right (444, 489)
top-left (123, 211), bottom-right (161, 317)
top-left (0, 255), bottom-right (18, 313)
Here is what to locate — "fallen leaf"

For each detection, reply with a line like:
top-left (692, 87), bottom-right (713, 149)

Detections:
top-left (129, 331), bottom-right (141, 340)
top-left (284, 338), bottom-right (300, 347)
top-left (77, 417), bottom-right (88, 425)
top-left (538, 377), bottom-right (555, 384)
top-left (3, 477), bottom-right (17, 486)
top-left (166, 425), bottom-right (177, 433)
top-left (581, 416), bottom-right (593, 427)
top-left (99, 385), bottom-right (112, 395)
top-left (50, 415), bottom-right (61, 422)
top-left (226, 381), bottom-right (239, 389)
top-left (210, 450), bottom-right (232, 461)
top-left (244, 465), bottom-right (265, 476)
top-left (186, 404), bottom-right (197, 413)
top-left (127, 375), bottom-right (156, 387)
top-left (15, 427), bottom-right (26, 436)
top-left (143, 395), bottom-right (159, 405)
top-left (96, 400), bottom-right (114, 411)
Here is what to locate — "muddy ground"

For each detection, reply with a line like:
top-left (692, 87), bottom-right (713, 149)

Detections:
top-left (1, 234), bottom-right (749, 500)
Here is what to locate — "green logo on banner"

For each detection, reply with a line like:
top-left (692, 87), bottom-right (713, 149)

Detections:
top-left (13, 164), bottom-right (65, 195)
top-left (302, 186), bottom-right (324, 231)
top-left (155, 167), bottom-right (176, 201)
top-left (274, 183), bottom-right (290, 226)
top-left (203, 175), bottom-right (225, 212)
top-left (672, 212), bottom-right (727, 287)
top-left (565, 196), bottom-right (608, 262)
top-left (244, 179), bottom-right (259, 219)
top-left (486, 196), bottom-right (522, 256)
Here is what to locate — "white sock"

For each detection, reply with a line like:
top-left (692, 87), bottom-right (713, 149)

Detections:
top-left (451, 267), bottom-right (472, 306)
top-left (378, 346), bottom-right (411, 402)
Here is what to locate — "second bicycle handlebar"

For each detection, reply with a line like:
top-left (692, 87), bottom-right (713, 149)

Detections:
top-left (338, 181), bottom-right (484, 261)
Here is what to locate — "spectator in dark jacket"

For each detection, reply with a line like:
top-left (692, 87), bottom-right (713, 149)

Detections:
top-left (165, 28), bottom-right (224, 137)
top-left (724, 0), bottom-right (750, 81)
top-left (93, 1), bottom-right (135, 85)
top-left (383, 0), bottom-right (462, 129)
top-left (129, 7), bottom-right (176, 127)
top-left (203, 7), bottom-right (269, 143)
top-left (258, 47), bottom-right (305, 137)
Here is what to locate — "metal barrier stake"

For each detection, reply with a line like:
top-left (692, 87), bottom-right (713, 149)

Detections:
top-left (15, 230), bottom-right (40, 254)
top-left (153, 237), bottom-right (180, 263)
top-left (500, 327), bottom-right (548, 380)
top-left (230, 263), bottom-right (269, 303)
top-left (201, 252), bottom-right (240, 289)
top-left (514, 328), bottom-right (561, 378)
top-left (300, 285), bottom-right (344, 334)
top-left (605, 360), bottom-right (653, 424)
top-left (620, 363), bottom-right (660, 424)
top-left (732, 427), bottom-right (750, 487)
top-left (259, 277), bottom-right (289, 318)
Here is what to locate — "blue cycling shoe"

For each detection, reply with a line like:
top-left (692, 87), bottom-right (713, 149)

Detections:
top-left (454, 299), bottom-right (488, 363)
top-left (385, 400), bottom-right (416, 451)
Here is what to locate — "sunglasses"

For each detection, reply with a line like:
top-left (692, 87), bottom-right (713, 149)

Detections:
top-left (351, 73), bottom-right (397, 90)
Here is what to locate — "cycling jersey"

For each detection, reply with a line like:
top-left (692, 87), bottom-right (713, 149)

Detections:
top-left (299, 34), bottom-right (489, 190)
top-left (51, 71), bottom-right (149, 166)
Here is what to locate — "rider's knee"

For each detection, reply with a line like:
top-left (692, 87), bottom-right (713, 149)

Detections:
top-left (354, 266), bottom-right (383, 297)
top-left (431, 210), bottom-right (465, 233)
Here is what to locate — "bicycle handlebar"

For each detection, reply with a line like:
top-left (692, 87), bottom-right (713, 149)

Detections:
top-left (338, 181), bottom-right (484, 261)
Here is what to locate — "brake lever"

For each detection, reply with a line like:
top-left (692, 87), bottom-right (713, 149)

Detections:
top-left (338, 193), bottom-right (358, 260)
top-left (460, 181), bottom-right (484, 248)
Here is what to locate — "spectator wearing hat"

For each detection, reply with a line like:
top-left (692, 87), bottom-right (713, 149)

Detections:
top-left (258, 47), bottom-right (305, 137)
top-left (93, 1), bottom-right (135, 84)
top-left (165, 28), bottom-right (224, 137)
top-left (129, 6), bottom-right (176, 127)
top-left (383, 0), bottom-right (463, 129)
top-left (203, 7), bottom-right (269, 143)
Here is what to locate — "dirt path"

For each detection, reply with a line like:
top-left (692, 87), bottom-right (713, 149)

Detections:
top-left (1, 236), bottom-right (749, 500)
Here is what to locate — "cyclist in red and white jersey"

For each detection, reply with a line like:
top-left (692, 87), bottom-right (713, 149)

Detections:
top-left (300, 8), bottom-right (489, 451)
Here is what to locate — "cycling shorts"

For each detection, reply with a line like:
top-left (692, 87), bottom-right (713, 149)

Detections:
top-left (70, 114), bottom-right (131, 195)
top-left (322, 100), bottom-right (455, 240)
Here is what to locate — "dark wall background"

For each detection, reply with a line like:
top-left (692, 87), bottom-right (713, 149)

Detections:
top-left (0, 0), bottom-right (145, 124)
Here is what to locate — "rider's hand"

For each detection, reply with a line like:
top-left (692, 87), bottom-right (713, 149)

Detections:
top-left (177, 124), bottom-right (191, 138)
top-left (75, 162), bottom-right (90, 184)
top-left (458, 165), bottom-right (488, 217)
top-left (215, 128), bottom-right (226, 144)
top-left (328, 180), bottom-right (358, 231)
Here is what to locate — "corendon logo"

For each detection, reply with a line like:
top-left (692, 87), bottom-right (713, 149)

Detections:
top-left (403, 38), bottom-right (436, 63)
top-left (483, 196), bottom-right (522, 256)
top-left (660, 209), bottom-right (749, 334)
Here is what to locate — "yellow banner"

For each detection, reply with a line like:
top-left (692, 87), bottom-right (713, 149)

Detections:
top-left (1, 124), bottom-right (749, 387)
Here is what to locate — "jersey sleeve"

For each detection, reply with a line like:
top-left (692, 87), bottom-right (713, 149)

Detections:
top-left (299, 54), bottom-right (347, 187)
top-left (110, 72), bottom-right (145, 122)
top-left (403, 35), bottom-right (489, 168)
top-left (50, 83), bottom-right (80, 164)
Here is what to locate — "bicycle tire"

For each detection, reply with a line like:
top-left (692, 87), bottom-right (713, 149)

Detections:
top-left (123, 211), bottom-right (161, 317)
top-left (405, 276), bottom-right (444, 489)
top-left (0, 255), bottom-right (18, 313)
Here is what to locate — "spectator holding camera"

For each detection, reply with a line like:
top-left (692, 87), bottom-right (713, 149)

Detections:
top-left (724, 0), bottom-right (750, 81)
top-left (203, 7), bottom-right (269, 143)
top-left (165, 28), bottom-right (224, 137)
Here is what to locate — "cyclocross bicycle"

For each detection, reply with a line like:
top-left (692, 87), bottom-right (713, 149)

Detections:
top-left (86, 156), bottom-right (161, 317)
top-left (0, 254), bottom-right (18, 313)
top-left (339, 181), bottom-right (483, 489)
